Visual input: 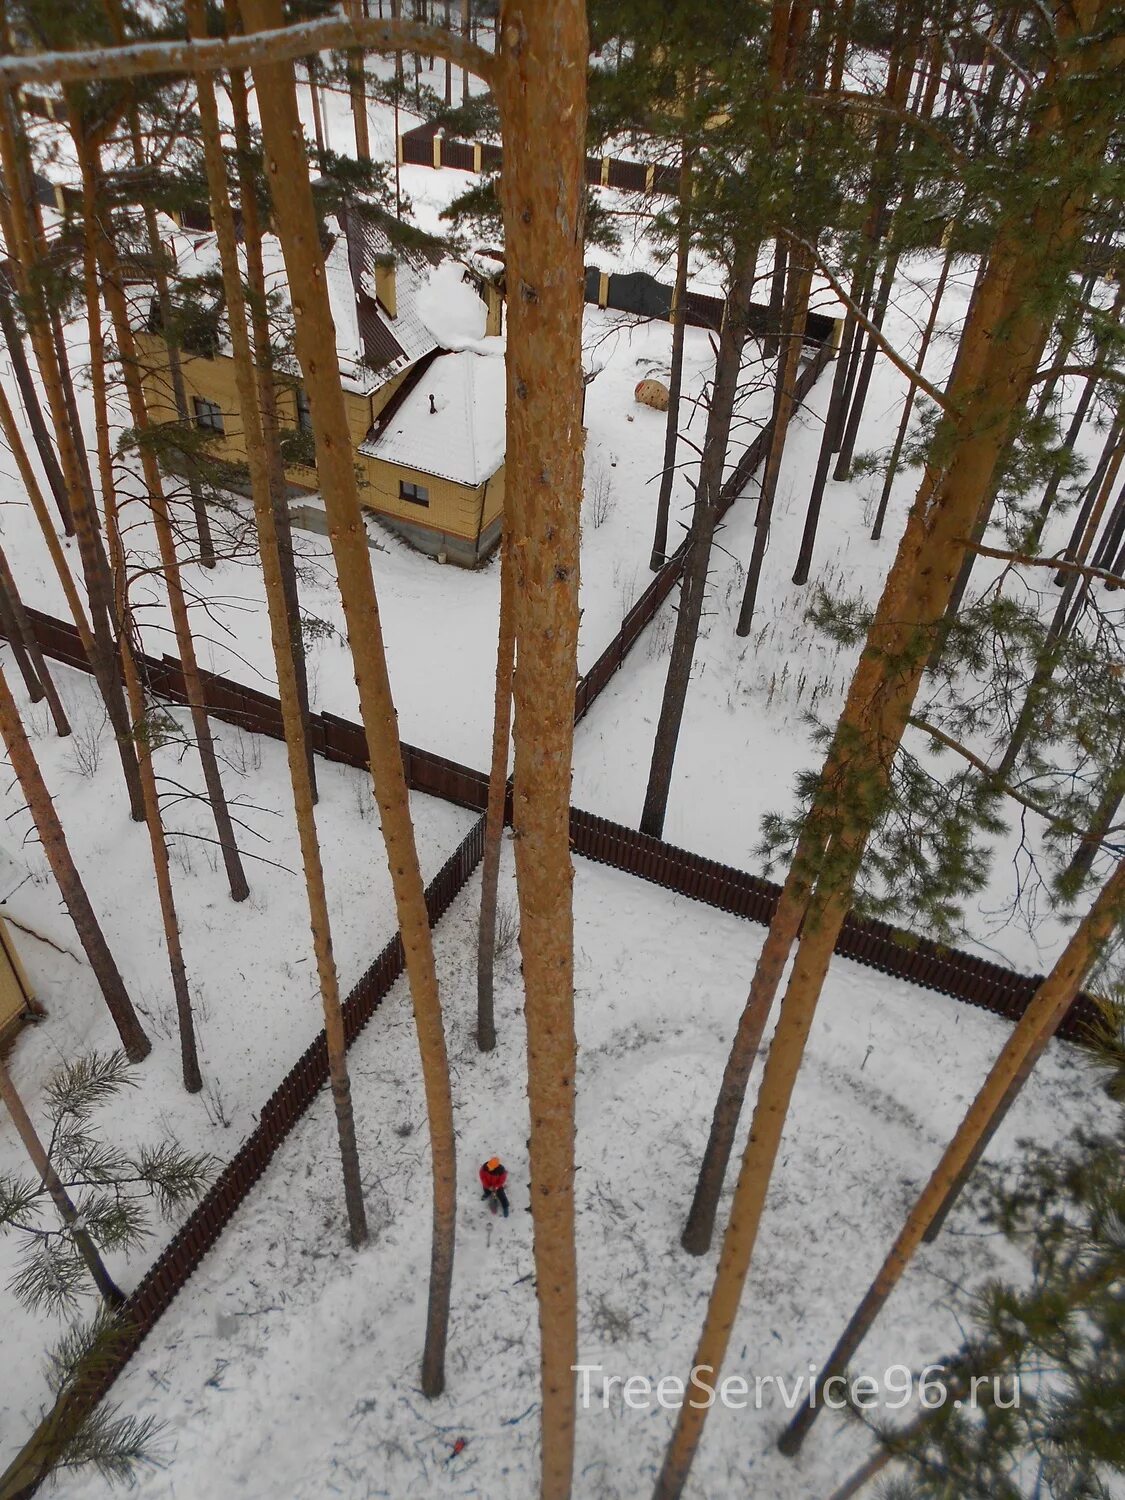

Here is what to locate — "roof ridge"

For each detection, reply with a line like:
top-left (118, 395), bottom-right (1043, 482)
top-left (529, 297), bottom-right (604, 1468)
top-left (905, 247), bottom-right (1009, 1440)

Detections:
top-left (461, 351), bottom-right (479, 484)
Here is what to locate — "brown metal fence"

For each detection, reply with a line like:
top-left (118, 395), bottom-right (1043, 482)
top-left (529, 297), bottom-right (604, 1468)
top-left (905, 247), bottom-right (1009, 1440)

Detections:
top-left (0, 814), bottom-right (486, 1498)
top-left (6, 597), bottom-right (1099, 1040)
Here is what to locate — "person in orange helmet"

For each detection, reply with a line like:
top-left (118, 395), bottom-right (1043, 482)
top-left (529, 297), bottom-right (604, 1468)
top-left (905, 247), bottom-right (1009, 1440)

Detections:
top-left (479, 1156), bottom-right (509, 1217)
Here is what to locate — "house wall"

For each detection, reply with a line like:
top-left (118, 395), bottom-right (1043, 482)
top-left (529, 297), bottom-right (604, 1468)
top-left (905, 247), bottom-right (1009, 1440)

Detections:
top-left (137, 334), bottom-right (504, 563)
top-left (136, 334), bottom-right (387, 491)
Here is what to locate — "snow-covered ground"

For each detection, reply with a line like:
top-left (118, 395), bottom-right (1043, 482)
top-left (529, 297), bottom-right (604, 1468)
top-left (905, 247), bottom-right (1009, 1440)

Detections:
top-left (39, 843), bottom-right (1103, 1500)
top-left (0, 658), bottom-right (475, 1469)
top-left (0, 46), bottom-right (1120, 1496)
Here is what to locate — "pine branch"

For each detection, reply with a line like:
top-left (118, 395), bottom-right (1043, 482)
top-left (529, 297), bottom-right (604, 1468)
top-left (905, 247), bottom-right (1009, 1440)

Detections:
top-left (0, 16), bottom-right (495, 89)
top-left (907, 717), bottom-right (1069, 825)
top-left (963, 542), bottom-right (1125, 592)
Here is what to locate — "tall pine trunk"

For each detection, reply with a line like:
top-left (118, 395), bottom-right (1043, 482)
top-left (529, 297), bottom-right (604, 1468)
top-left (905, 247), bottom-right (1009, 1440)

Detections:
top-left (477, 526), bottom-right (515, 1052)
top-left (870, 237), bottom-right (955, 541)
top-left (641, 247), bottom-right (758, 839)
top-left (0, 542), bottom-right (70, 735)
top-left (493, 3), bottom-right (588, 1493)
top-left (660, 14), bottom-right (1122, 1492)
top-left (0, 275), bottom-right (72, 535)
top-left (188, 4), bottom-right (368, 1237)
top-left (735, 250), bottom-right (812, 634)
top-left (242, 0), bottom-right (452, 1378)
top-left (778, 856), bottom-right (1125, 1454)
top-left (0, 658), bottom-right (149, 1061)
top-left (77, 130), bottom-right (250, 903)
top-left (650, 137), bottom-right (695, 571)
top-left (102, 0), bottom-right (217, 570)
top-left (225, 19), bottom-right (318, 802)
top-left (0, 93), bottom-right (145, 824)
top-left (345, 0), bottom-right (371, 159)
top-left (83, 191), bottom-right (203, 1097)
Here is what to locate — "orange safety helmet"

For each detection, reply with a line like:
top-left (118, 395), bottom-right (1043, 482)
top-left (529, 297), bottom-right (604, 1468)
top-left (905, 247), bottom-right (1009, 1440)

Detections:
top-left (486, 1157), bottom-right (502, 1171)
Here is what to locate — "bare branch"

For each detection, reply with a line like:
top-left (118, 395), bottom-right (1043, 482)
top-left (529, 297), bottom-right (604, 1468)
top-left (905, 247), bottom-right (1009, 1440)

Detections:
top-left (0, 17), bottom-right (495, 89)
top-left (782, 231), bottom-right (954, 415)
top-left (963, 541), bottom-right (1125, 591)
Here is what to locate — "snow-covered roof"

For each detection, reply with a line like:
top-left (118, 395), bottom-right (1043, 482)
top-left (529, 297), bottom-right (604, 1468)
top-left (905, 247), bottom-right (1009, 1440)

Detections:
top-left (360, 344), bottom-right (506, 487)
top-left (154, 205), bottom-right (486, 397)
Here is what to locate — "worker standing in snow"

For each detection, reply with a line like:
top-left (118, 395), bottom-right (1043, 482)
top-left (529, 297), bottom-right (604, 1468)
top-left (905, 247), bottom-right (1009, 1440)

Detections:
top-left (479, 1157), bottom-right (509, 1217)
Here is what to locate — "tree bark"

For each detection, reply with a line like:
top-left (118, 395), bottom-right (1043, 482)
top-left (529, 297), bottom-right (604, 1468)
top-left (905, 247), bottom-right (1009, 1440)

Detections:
top-left (102, 0), bottom-right (218, 570)
top-left (225, 22), bottom-right (318, 803)
top-left (778, 856), bottom-right (1125, 1455)
top-left (307, 56), bottom-right (325, 161)
top-left (657, 14), bottom-right (1122, 1492)
top-left (493, 4), bottom-right (588, 1494)
top-left (735, 251), bottom-right (812, 635)
top-left (0, 276), bottom-right (73, 535)
top-left (0, 543), bottom-right (70, 735)
top-left (83, 180), bottom-right (203, 1098)
top-left (831, 242), bottom-right (902, 481)
top-left (0, 93), bottom-right (146, 824)
top-left (345, 0), bottom-right (371, 159)
top-left (650, 138), bottom-right (695, 572)
top-left (77, 130), bottom-right (251, 904)
top-left (641, 247), bottom-right (758, 839)
top-left (0, 1055), bottom-right (125, 1305)
top-left (997, 417), bottom-right (1124, 779)
top-left (0, 657), bottom-right (150, 1061)
top-left (477, 526), bottom-right (515, 1052)
top-left (189, 0), bottom-right (367, 1236)
top-left (242, 0), bottom-right (453, 1380)
top-left (460, 0), bottom-right (470, 102)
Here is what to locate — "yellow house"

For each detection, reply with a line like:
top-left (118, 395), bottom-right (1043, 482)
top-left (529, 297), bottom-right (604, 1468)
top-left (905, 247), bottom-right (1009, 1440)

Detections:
top-left (137, 206), bottom-right (506, 566)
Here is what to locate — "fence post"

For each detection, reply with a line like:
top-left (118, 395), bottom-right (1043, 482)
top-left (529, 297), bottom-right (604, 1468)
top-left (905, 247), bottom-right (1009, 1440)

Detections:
top-left (600, 155), bottom-right (611, 186)
top-left (598, 271), bottom-right (609, 309)
top-left (646, 163), bottom-right (655, 194)
top-left (433, 130), bottom-right (443, 169)
top-left (473, 141), bottom-right (482, 173)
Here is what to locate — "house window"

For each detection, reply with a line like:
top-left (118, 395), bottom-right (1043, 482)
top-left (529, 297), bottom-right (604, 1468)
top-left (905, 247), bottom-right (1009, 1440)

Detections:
top-left (296, 388), bottom-right (313, 432)
top-left (399, 480), bottom-right (430, 507)
top-left (193, 397), bottom-right (224, 434)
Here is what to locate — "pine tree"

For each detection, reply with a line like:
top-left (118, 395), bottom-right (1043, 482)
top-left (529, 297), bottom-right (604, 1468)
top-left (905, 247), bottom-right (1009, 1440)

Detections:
top-left (71, 119), bottom-right (251, 903)
top-left (239, 0), bottom-right (457, 1391)
top-left (477, 524), bottom-right (515, 1052)
top-left (187, 0), bottom-right (368, 1243)
top-left (779, 856), bottom-right (1125, 1455)
top-left (827, 1037), bottom-right (1125, 1500)
top-left (0, 1050), bottom-right (211, 1314)
top-left (0, 656), bottom-right (150, 1062)
top-left (660, 9), bottom-right (1125, 1495)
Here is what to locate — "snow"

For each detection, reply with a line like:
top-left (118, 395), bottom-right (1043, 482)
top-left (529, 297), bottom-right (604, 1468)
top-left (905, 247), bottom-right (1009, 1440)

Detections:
top-left (361, 343), bottom-right (506, 486)
top-left (38, 845), bottom-right (1105, 1500)
top-left (416, 260), bottom-right (491, 350)
top-left (0, 47), bottom-right (1120, 1499)
top-left (0, 658), bottom-right (476, 1467)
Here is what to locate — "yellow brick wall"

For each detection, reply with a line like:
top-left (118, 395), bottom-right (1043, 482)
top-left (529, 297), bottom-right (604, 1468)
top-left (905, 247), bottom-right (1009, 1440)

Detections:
top-left (137, 334), bottom-right (504, 546)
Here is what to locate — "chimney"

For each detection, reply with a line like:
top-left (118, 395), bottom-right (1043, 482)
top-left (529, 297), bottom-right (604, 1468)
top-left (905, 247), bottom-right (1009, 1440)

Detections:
top-left (428, 394), bottom-right (437, 415)
top-left (374, 256), bottom-right (397, 319)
